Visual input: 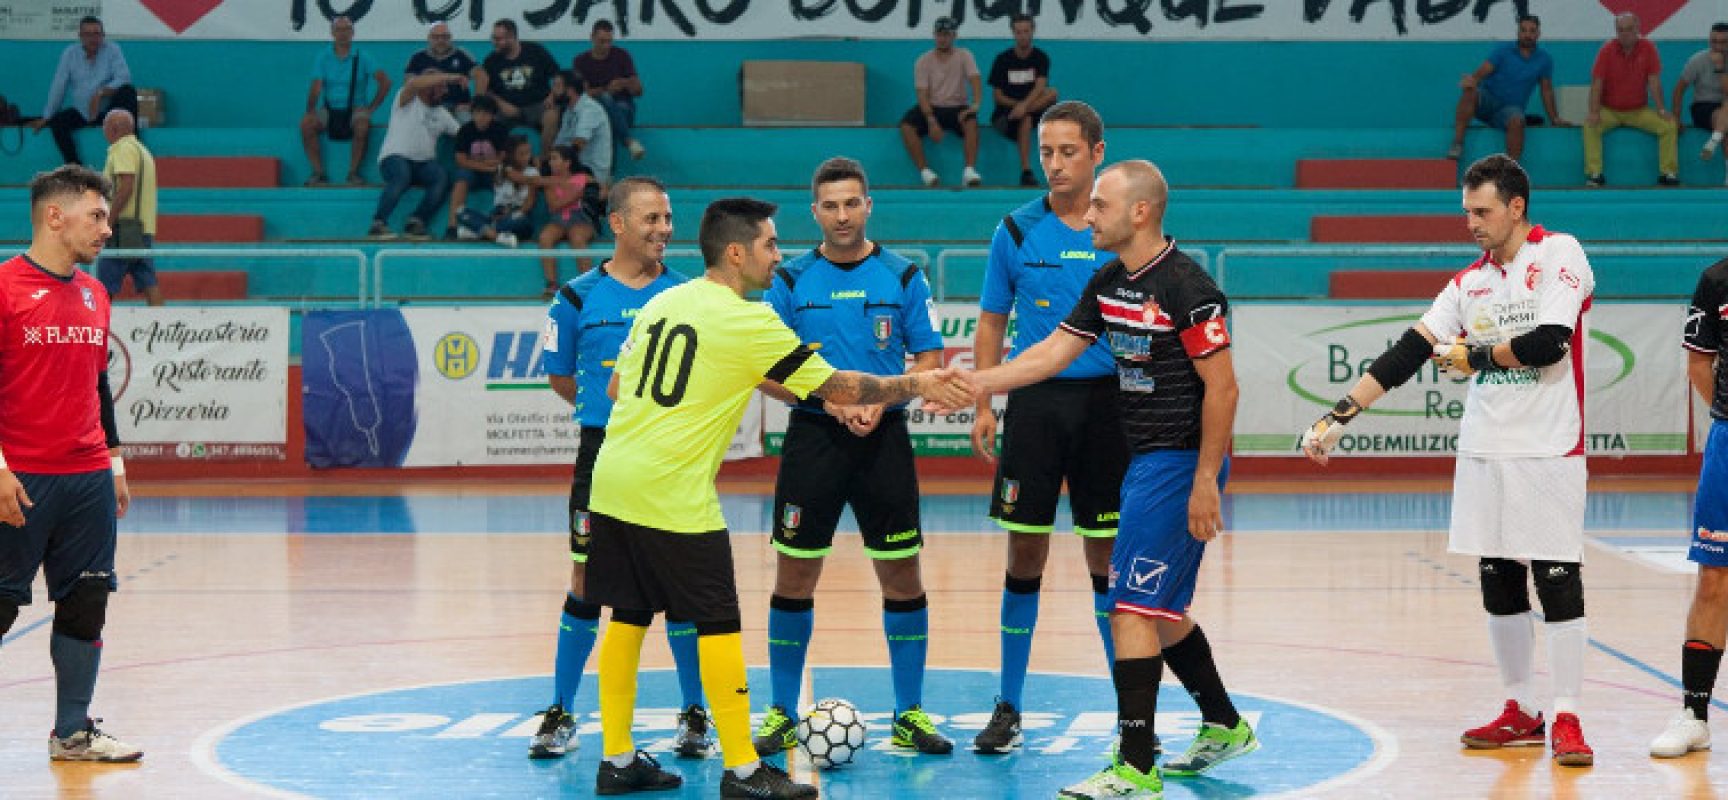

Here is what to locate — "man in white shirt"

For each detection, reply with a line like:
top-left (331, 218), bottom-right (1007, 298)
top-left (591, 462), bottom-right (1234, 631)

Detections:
top-left (370, 72), bottom-right (465, 240)
top-left (1300, 154), bottom-right (1599, 770)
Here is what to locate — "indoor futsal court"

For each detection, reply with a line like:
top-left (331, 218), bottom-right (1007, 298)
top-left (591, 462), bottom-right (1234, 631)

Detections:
top-left (0, 476), bottom-right (1722, 799)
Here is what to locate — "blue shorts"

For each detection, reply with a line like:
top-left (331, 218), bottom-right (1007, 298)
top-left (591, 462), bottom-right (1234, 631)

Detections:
top-left (1474, 90), bottom-right (1523, 130)
top-left (0, 470), bottom-right (119, 606)
top-left (96, 233), bottom-right (157, 297)
top-left (1690, 419), bottom-right (1728, 567)
top-left (454, 168), bottom-right (495, 191)
top-left (1107, 450), bottom-right (1229, 620)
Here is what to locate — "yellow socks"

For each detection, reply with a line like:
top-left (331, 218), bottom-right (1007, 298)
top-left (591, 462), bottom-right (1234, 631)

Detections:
top-left (698, 632), bottom-right (757, 769)
top-left (598, 621), bottom-right (648, 757)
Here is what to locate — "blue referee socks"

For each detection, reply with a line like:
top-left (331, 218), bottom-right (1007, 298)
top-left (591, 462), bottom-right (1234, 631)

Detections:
top-left (998, 574), bottom-right (1042, 709)
top-left (665, 618), bottom-right (705, 709)
top-left (768, 595), bottom-right (815, 712)
top-left (884, 595), bottom-right (930, 713)
top-left (554, 593), bottom-right (601, 709)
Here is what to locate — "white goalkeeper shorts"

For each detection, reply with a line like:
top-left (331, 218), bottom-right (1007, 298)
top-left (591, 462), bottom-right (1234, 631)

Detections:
top-left (1447, 455), bottom-right (1587, 562)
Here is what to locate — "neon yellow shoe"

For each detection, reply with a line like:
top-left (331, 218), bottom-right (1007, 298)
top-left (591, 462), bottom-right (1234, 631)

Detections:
top-left (753, 705), bottom-right (797, 757)
top-left (1057, 752), bottom-right (1162, 799)
top-left (1163, 718), bottom-right (1259, 777)
top-left (890, 706), bottom-right (954, 754)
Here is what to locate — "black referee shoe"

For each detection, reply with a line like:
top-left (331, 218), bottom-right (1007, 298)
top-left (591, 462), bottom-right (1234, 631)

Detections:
top-left (973, 699), bottom-right (1023, 754)
top-left (596, 750), bottom-right (682, 795)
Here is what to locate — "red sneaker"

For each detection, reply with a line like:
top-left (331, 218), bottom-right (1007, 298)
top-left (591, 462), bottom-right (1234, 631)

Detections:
top-left (1550, 712), bottom-right (1594, 767)
top-left (1461, 699), bottom-right (1546, 748)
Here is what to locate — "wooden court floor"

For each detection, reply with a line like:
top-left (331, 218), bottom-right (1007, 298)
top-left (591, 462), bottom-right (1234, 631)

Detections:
top-left (0, 478), bottom-right (1723, 799)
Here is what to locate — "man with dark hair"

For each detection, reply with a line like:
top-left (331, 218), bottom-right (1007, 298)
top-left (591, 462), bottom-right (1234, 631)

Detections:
top-left (574, 20), bottom-right (647, 161)
top-left (753, 157), bottom-right (953, 760)
top-left (968, 100), bottom-right (1128, 755)
top-left (1584, 12), bottom-right (1680, 186)
top-left (1446, 15), bottom-right (1568, 162)
top-left (1302, 154), bottom-right (1597, 768)
top-left (532, 175), bottom-right (715, 762)
top-left (2, 165), bottom-right (139, 763)
top-left (900, 17), bottom-right (983, 187)
top-left (583, 195), bottom-right (969, 798)
top-left (988, 14), bottom-right (1060, 187)
top-left (552, 70), bottom-right (614, 189)
top-left (299, 16), bottom-right (390, 187)
top-left (1672, 22), bottom-right (1728, 178)
top-left (31, 17), bottom-right (137, 166)
top-left (405, 21), bottom-right (482, 114)
top-left (477, 19), bottom-right (561, 154)
top-left (445, 95), bottom-right (510, 240)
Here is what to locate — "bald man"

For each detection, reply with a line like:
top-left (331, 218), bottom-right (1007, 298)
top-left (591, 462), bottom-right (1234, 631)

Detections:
top-left (405, 22), bottom-right (481, 114)
top-left (1584, 12), bottom-right (1679, 186)
top-left (966, 160), bottom-right (1255, 799)
top-left (97, 109), bottom-right (161, 306)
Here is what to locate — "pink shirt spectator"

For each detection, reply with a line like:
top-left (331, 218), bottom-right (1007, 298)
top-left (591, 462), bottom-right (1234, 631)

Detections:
top-left (915, 48), bottom-right (980, 108)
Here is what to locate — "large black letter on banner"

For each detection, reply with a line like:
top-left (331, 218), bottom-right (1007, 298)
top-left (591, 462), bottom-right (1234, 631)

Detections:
top-left (1416, 0), bottom-right (1466, 23)
top-left (644, 0), bottom-right (699, 37)
top-left (793, 0), bottom-right (839, 20)
top-left (525, 0), bottom-right (571, 27)
top-left (1350, 0), bottom-right (1409, 35)
top-left (574, 0), bottom-right (631, 33)
top-left (414, 0), bottom-right (463, 23)
top-left (1472, 0), bottom-right (1527, 22)
top-left (1097, 0), bottom-right (1153, 33)
top-left (1216, 0), bottom-right (1263, 22)
top-left (697, 0), bottom-right (749, 24)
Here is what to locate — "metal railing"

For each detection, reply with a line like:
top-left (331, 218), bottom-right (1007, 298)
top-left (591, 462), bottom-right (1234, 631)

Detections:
top-left (96, 247), bottom-right (370, 306)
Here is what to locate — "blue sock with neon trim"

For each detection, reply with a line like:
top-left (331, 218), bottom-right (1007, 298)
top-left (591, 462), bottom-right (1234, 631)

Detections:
top-left (555, 593), bottom-right (601, 709)
top-left (884, 595), bottom-right (930, 713)
top-left (767, 595), bottom-right (814, 712)
top-left (999, 573), bottom-right (1041, 709)
top-left (1092, 573), bottom-right (1115, 667)
top-left (666, 619), bottom-right (705, 708)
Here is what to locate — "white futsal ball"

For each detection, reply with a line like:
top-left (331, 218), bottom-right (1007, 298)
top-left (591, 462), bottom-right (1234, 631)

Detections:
top-left (796, 698), bottom-right (868, 769)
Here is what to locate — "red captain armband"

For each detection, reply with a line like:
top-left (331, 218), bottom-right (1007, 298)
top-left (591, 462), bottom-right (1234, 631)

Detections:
top-left (1179, 317), bottom-right (1230, 357)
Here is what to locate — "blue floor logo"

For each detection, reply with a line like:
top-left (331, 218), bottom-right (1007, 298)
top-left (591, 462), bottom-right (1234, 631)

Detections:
top-left (202, 667), bottom-right (1386, 799)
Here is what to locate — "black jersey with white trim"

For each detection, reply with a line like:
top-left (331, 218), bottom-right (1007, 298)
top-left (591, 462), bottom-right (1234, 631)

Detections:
top-left (1684, 257), bottom-right (1728, 420)
top-left (1059, 239), bottom-right (1229, 453)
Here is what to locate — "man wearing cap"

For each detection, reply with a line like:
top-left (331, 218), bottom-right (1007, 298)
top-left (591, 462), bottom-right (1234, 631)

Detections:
top-left (899, 17), bottom-right (984, 188)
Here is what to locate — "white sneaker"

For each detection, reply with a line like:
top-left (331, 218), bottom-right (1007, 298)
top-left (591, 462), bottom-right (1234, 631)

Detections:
top-left (962, 166), bottom-right (983, 187)
top-left (1650, 709), bottom-right (1711, 758)
top-left (1704, 138), bottom-right (1721, 161)
top-left (49, 720), bottom-right (143, 762)
top-left (495, 232), bottom-right (519, 248)
top-left (627, 138), bottom-right (646, 160)
top-left (456, 225), bottom-right (479, 241)
top-left (920, 168), bottom-right (939, 187)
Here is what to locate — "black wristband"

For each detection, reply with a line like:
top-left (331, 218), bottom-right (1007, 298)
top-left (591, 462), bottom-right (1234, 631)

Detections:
top-left (1329, 395), bottom-right (1362, 424)
top-left (1466, 344), bottom-right (1501, 373)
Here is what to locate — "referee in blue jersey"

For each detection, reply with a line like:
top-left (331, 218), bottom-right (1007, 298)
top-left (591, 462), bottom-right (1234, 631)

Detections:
top-left (753, 157), bottom-right (955, 757)
top-left (529, 176), bottom-right (714, 761)
top-left (968, 100), bottom-right (1130, 754)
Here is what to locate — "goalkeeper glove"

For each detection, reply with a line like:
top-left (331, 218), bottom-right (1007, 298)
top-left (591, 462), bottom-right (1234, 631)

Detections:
top-left (1432, 338), bottom-right (1500, 378)
top-left (1301, 395), bottom-right (1362, 463)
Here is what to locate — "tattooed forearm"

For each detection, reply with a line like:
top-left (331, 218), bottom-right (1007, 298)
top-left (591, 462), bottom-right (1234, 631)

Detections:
top-left (815, 371), bottom-right (922, 407)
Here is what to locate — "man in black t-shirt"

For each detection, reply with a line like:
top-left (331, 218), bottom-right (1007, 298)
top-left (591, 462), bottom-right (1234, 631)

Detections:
top-left (477, 18), bottom-right (561, 153)
top-left (405, 22), bottom-right (482, 113)
top-left (444, 96), bottom-right (512, 240)
top-left (988, 14), bottom-right (1060, 187)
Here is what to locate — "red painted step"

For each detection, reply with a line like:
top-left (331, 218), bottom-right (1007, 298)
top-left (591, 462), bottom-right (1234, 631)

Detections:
top-left (1329, 270), bottom-right (1455, 299)
top-left (156, 214), bottom-right (265, 243)
top-left (1296, 158), bottom-right (1456, 189)
top-left (1311, 215), bottom-right (1462, 243)
top-left (157, 157), bottom-right (280, 188)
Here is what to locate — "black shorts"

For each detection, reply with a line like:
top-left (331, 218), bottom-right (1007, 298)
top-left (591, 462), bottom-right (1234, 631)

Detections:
top-left (900, 105), bottom-right (973, 138)
top-left (989, 378), bottom-right (1129, 536)
top-left (1694, 101), bottom-right (1722, 131)
top-left (0, 470), bottom-right (119, 606)
top-left (584, 512), bottom-right (739, 623)
top-left (773, 411), bottom-right (922, 560)
top-left (568, 426), bottom-right (606, 563)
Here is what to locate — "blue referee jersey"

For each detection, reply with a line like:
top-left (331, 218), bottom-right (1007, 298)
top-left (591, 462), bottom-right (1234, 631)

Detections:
top-left (542, 262), bottom-right (688, 428)
top-left (766, 244), bottom-right (944, 415)
top-left (980, 196), bottom-right (1117, 379)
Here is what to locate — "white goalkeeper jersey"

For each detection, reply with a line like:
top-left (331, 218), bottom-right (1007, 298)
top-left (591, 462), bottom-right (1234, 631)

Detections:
top-left (1418, 226), bottom-right (1595, 459)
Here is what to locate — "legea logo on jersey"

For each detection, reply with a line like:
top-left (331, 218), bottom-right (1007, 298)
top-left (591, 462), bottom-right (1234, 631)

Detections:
top-left (433, 333), bottom-right (480, 380)
top-left (204, 668), bottom-right (1386, 800)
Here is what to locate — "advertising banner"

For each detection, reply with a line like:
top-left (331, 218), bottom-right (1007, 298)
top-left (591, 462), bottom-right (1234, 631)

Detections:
top-left (107, 307), bottom-right (290, 461)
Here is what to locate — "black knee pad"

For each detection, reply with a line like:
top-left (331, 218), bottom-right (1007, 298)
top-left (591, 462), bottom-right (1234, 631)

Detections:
top-left (1478, 558), bottom-right (1532, 616)
top-left (0, 600), bottom-right (17, 637)
top-left (1532, 560), bottom-right (1585, 623)
top-left (52, 578), bottom-right (110, 642)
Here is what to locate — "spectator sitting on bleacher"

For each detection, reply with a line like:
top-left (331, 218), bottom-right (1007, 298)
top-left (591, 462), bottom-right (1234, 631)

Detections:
top-left (477, 19), bottom-right (561, 155)
top-left (1672, 22), bottom-right (1728, 179)
top-left (369, 72), bottom-right (465, 241)
top-left (1584, 12), bottom-right (1679, 187)
top-left (406, 21), bottom-right (482, 117)
top-left (300, 15), bottom-right (391, 187)
top-left (572, 20), bottom-right (646, 161)
top-left (456, 135), bottom-right (538, 248)
top-left (30, 16), bottom-right (136, 167)
top-left (1446, 14), bottom-right (1569, 163)
top-left (444, 95), bottom-right (511, 241)
top-left (536, 145), bottom-right (596, 296)
top-left (900, 16), bottom-right (982, 188)
top-left (96, 109), bottom-right (161, 306)
top-left (988, 13), bottom-right (1059, 187)
top-left (552, 71), bottom-right (613, 190)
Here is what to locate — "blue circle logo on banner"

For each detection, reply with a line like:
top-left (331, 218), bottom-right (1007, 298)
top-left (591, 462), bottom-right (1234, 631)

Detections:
top-left (198, 667), bottom-right (1388, 798)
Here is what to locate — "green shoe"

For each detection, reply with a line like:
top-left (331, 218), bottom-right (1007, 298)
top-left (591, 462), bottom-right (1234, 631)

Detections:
top-left (890, 706), bottom-right (954, 754)
top-left (1057, 753), bottom-right (1163, 799)
top-left (753, 705), bottom-right (797, 757)
top-left (1162, 719), bottom-right (1259, 777)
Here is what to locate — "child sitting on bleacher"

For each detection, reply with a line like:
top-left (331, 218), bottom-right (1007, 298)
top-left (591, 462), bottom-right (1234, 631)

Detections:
top-left (535, 144), bottom-right (596, 296)
top-left (457, 135), bottom-right (538, 247)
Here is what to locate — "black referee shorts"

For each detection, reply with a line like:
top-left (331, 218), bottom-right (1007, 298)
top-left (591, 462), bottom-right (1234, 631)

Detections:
top-left (989, 377), bottom-right (1128, 536)
top-left (584, 512), bottom-right (739, 624)
top-left (567, 426), bottom-right (606, 563)
top-left (772, 410), bottom-right (923, 560)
